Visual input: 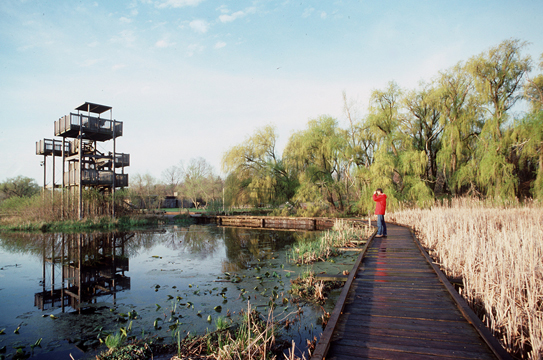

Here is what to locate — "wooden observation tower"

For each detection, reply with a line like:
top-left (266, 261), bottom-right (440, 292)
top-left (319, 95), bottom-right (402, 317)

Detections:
top-left (36, 102), bottom-right (129, 219)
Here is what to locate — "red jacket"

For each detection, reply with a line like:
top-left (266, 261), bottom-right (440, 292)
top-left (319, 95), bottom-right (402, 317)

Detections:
top-left (373, 193), bottom-right (387, 215)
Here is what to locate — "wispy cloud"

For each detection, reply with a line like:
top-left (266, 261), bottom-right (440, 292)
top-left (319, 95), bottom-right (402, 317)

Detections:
top-left (120, 16), bottom-right (132, 23)
top-left (110, 30), bottom-right (136, 46)
top-left (189, 19), bottom-right (209, 33)
top-left (320, 11), bottom-right (327, 19)
top-left (79, 58), bottom-right (102, 67)
top-left (156, 39), bottom-right (175, 48)
top-left (156, 0), bottom-right (204, 9)
top-left (302, 7), bottom-right (314, 18)
top-left (214, 41), bottom-right (226, 49)
top-left (112, 63), bottom-right (126, 71)
top-left (187, 43), bottom-right (204, 56)
top-left (218, 7), bottom-right (256, 23)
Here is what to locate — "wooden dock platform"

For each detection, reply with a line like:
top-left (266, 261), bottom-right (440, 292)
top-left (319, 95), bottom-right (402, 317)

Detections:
top-left (312, 222), bottom-right (511, 360)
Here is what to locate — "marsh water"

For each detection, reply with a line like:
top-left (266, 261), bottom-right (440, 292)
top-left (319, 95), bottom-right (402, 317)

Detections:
top-left (0, 225), bottom-right (358, 359)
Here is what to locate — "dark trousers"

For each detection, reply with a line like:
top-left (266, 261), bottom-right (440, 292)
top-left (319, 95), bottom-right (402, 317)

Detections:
top-left (377, 214), bottom-right (387, 236)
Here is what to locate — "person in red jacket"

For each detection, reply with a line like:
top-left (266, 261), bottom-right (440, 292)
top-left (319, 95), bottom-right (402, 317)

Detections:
top-left (372, 188), bottom-right (387, 238)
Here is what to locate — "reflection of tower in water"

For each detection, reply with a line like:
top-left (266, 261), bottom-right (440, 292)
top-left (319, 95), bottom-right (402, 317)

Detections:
top-left (34, 232), bottom-right (132, 313)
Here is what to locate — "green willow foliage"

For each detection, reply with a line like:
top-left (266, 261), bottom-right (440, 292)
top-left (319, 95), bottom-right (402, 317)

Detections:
top-left (222, 39), bottom-right (543, 214)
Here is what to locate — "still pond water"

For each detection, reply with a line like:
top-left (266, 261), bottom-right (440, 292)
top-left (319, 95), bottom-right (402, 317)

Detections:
top-left (0, 225), bottom-right (357, 359)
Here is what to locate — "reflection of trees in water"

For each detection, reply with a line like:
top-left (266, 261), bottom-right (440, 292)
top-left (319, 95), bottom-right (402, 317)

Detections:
top-left (0, 231), bottom-right (162, 260)
top-left (141, 225), bottom-right (223, 259)
top-left (0, 226), bottom-right (320, 269)
top-left (222, 228), bottom-right (319, 270)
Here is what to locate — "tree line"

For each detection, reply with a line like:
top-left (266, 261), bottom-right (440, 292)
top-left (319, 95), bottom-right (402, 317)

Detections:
top-left (222, 39), bottom-right (543, 216)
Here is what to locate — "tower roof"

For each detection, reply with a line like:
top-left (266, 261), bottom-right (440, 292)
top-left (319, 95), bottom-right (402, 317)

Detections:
top-left (75, 102), bottom-right (112, 114)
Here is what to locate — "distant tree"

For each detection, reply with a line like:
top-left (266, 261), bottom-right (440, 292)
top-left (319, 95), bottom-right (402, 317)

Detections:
top-left (161, 161), bottom-right (184, 195)
top-left (222, 125), bottom-right (296, 206)
top-left (0, 176), bottom-right (40, 200)
top-left (129, 173), bottom-right (164, 210)
top-left (180, 157), bottom-right (221, 209)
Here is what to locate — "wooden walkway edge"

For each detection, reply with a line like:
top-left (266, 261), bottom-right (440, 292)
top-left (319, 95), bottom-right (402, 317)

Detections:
top-left (310, 222), bottom-right (512, 360)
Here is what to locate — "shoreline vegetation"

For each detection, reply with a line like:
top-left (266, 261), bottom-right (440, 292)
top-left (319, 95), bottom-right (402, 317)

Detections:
top-left (389, 198), bottom-right (543, 360)
top-left (97, 303), bottom-right (302, 360)
top-left (0, 214), bottom-right (194, 233)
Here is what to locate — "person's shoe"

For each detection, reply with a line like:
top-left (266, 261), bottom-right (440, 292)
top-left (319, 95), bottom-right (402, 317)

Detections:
top-left (382, 235), bottom-right (387, 237)
top-left (375, 235), bottom-right (383, 238)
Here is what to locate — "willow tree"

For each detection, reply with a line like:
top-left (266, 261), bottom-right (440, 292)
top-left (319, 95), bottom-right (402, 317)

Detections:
top-left (519, 54), bottom-right (543, 198)
top-left (342, 91), bottom-right (377, 202)
top-left (222, 125), bottom-right (295, 206)
top-left (465, 39), bottom-right (532, 197)
top-left (524, 53), bottom-right (543, 111)
top-left (403, 82), bottom-right (444, 192)
top-left (366, 81), bottom-right (432, 207)
top-left (283, 116), bottom-right (349, 212)
top-left (436, 63), bottom-right (483, 194)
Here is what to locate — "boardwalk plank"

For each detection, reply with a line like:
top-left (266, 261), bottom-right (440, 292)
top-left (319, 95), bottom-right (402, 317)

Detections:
top-left (331, 334), bottom-right (496, 358)
top-left (331, 325), bottom-right (486, 344)
top-left (310, 223), bottom-right (507, 360)
top-left (327, 341), bottom-right (496, 360)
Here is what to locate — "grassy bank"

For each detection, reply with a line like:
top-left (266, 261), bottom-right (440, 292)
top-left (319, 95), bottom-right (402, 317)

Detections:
top-left (289, 219), bottom-right (373, 264)
top-left (0, 214), bottom-right (195, 233)
top-left (388, 198), bottom-right (543, 359)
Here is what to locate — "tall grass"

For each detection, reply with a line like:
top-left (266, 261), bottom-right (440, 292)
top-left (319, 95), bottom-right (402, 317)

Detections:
top-left (389, 198), bottom-right (543, 359)
top-left (290, 219), bottom-right (372, 264)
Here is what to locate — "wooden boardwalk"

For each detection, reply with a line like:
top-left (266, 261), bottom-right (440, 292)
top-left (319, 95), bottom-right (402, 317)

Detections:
top-left (312, 222), bottom-right (511, 360)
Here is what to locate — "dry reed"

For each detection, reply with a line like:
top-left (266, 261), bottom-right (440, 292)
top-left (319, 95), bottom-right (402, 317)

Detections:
top-left (389, 198), bottom-right (543, 359)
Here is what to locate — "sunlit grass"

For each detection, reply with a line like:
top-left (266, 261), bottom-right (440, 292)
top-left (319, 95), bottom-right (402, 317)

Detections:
top-left (290, 219), bottom-right (373, 264)
top-left (389, 198), bottom-right (543, 359)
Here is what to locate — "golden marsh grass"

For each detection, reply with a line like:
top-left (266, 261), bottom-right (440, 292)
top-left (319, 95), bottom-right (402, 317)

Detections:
top-left (389, 198), bottom-right (543, 359)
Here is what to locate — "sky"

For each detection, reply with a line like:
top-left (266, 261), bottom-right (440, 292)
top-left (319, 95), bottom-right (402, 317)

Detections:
top-left (1, 0), bottom-right (542, 187)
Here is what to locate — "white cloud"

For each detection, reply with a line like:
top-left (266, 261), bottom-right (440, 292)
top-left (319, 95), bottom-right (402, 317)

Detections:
top-left (87, 41), bottom-right (99, 47)
top-left (79, 58), bottom-right (102, 67)
top-left (120, 16), bottom-right (132, 23)
top-left (189, 19), bottom-right (209, 33)
top-left (186, 43), bottom-right (204, 56)
top-left (156, 39), bottom-right (175, 48)
top-left (214, 41), bottom-right (226, 49)
top-left (156, 0), bottom-right (204, 9)
top-left (216, 5), bottom-right (229, 14)
top-left (320, 11), bottom-right (327, 19)
top-left (302, 7), bottom-right (314, 18)
top-left (110, 30), bottom-right (136, 46)
top-left (218, 7), bottom-right (256, 23)
top-left (112, 63), bottom-right (126, 71)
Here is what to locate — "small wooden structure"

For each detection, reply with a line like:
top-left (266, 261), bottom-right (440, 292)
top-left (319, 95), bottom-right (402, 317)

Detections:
top-left (198, 215), bottom-right (370, 231)
top-left (36, 102), bottom-right (129, 218)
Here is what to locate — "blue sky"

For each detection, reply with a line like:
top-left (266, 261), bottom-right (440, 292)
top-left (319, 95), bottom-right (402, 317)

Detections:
top-left (1, 0), bottom-right (542, 186)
